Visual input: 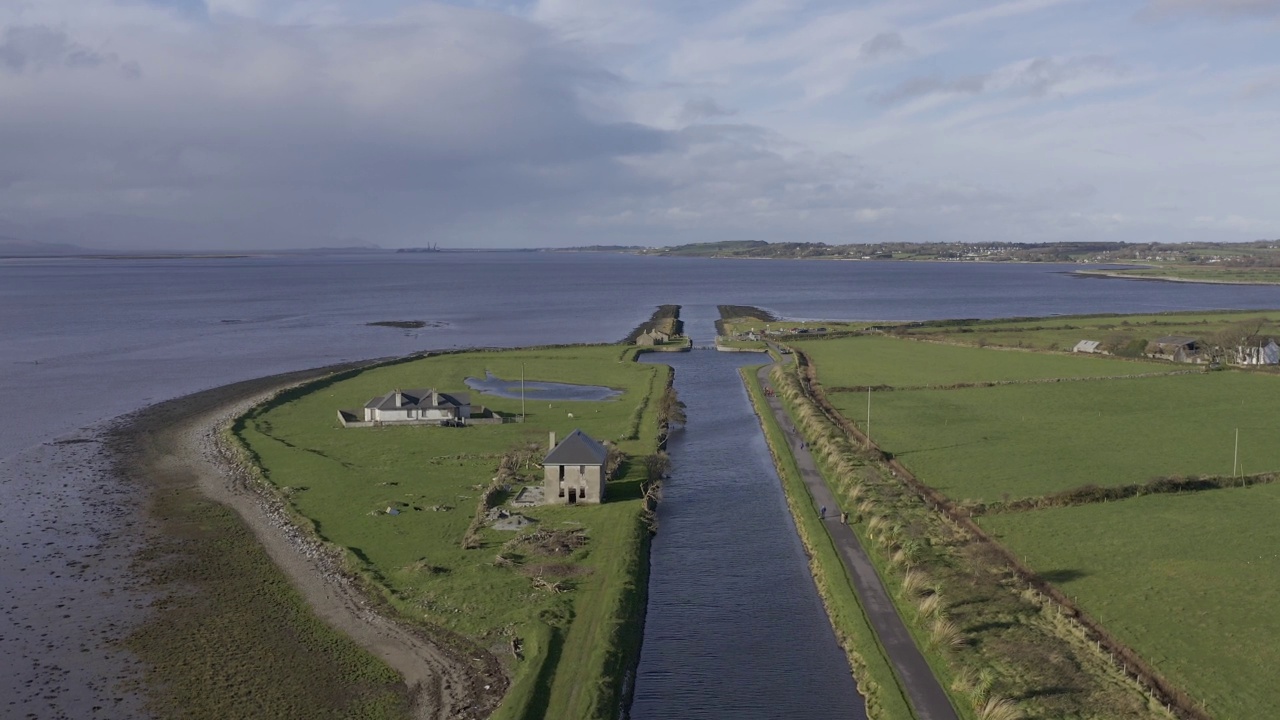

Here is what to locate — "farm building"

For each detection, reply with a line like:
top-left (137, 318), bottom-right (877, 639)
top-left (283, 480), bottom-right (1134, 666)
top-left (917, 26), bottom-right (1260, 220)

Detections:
top-left (1073, 340), bottom-right (1101, 353)
top-left (1147, 336), bottom-right (1201, 362)
top-left (635, 329), bottom-right (670, 346)
top-left (543, 430), bottom-right (608, 505)
top-left (1234, 340), bottom-right (1280, 366)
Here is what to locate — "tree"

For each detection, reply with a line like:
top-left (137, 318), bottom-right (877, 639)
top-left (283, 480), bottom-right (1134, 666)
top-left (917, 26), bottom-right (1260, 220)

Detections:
top-left (658, 386), bottom-right (687, 428)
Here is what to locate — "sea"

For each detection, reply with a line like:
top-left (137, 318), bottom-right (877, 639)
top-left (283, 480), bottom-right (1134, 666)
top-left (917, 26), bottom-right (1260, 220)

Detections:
top-left (5, 251), bottom-right (1280, 719)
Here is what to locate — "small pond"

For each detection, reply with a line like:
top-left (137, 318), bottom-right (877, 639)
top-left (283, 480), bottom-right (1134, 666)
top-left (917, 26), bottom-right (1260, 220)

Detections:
top-left (464, 371), bottom-right (622, 401)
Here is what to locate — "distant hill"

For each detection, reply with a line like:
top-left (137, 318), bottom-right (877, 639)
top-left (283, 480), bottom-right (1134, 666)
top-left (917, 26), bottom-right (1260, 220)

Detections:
top-left (553, 245), bottom-right (649, 253)
top-left (655, 240), bottom-right (771, 257)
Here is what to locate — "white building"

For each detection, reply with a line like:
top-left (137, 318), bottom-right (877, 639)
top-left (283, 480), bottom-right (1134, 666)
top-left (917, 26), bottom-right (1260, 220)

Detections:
top-left (362, 388), bottom-right (472, 424)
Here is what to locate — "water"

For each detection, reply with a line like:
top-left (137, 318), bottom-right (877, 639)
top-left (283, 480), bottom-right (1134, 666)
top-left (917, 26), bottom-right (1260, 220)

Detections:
top-left (464, 371), bottom-right (622, 401)
top-left (633, 347), bottom-right (866, 720)
top-left (7, 252), bottom-right (1280, 717)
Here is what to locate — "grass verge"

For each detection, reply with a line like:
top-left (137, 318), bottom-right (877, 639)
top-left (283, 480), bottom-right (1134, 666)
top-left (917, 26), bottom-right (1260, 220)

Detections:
top-left (740, 365), bottom-right (915, 720)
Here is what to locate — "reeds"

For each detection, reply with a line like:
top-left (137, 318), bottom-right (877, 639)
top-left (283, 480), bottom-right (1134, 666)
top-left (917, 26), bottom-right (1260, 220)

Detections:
top-left (976, 696), bottom-right (1023, 720)
top-left (929, 617), bottom-right (967, 649)
top-left (917, 592), bottom-right (945, 619)
top-left (901, 569), bottom-right (930, 596)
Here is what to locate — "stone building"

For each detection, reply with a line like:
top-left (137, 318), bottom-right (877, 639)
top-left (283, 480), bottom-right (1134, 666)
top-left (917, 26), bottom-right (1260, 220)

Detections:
top-left (543, 429), bottom-right (608, 504)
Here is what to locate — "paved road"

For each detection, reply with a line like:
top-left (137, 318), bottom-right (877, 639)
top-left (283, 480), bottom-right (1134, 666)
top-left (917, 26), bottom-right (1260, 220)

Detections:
top-left (757, 361), bottom-right (959, 720)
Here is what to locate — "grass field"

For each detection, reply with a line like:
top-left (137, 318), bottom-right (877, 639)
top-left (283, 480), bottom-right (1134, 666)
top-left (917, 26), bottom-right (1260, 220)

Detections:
top-left (827, 369), bottom-right (1280, 503)
top-left (891, 310), bottom-right (1280, 354)
top-left (797, 335), bottom-right (1170, 389)
top-left (768, 360), bottom-right (1165, 719)
top-left (797, 319), bottom-right (1280, 717)
top-left (234, 345), bottom-right (666, 720)
top-left (981, 485), bottom-right (1280, 719)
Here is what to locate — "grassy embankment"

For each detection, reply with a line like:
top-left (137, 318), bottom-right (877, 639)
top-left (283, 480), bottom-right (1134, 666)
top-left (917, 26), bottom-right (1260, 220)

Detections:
top-left (716, 304), bottom-right (872, 348)
top-left (740, 365), bottom-right (916, 720)
top-left (233, 344), bottom-right (668, 720)
top-left (624, 304), bottom-right (685, 344)
top-left (793, 327), bottom-right (1280, 718)
top-left (768, 357), bottom-right (1161, 720)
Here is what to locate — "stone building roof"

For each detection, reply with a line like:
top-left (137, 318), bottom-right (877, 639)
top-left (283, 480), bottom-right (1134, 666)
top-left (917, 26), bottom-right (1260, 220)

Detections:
top-left (544, 429), bottom-right (608, 465)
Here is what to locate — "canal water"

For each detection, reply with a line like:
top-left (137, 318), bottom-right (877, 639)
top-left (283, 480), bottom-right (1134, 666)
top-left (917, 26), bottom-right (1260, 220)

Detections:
top-left (632, 339), bottom-right (866, 719)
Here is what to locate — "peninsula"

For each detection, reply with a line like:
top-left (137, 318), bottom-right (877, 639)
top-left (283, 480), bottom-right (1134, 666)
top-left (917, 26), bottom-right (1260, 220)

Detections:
top-left (116, 308), bottom-right (687, 719)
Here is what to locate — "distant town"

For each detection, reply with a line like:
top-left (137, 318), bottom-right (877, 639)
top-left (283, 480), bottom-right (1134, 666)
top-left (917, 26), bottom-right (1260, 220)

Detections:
top-left (561, 239), bottom-right (1280, 265)
top-left (560, 240), bottom-right (1280, 284)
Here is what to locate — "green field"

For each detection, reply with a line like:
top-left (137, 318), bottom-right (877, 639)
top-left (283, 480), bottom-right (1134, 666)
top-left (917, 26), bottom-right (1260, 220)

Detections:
top-left (828, 372), bottom-right (1280, 502)
top-left (892, 310), bottom-right (1280, 354)
top-left (797, 335), bottom-right (1170, 389)
top-left (235, 345), bottom-right (666, 719)
top-left (797, 322), bottom-right (1280, 717)
top-left (981, 485), bottom-right (1280, 719)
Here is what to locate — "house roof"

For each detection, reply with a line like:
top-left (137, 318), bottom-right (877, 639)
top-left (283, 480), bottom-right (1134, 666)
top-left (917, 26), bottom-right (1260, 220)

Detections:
top-left (1153, 336), bottom-right (1199, 347)
top-left (1073, 340), bottom-right (1100, 352)
top-left (365, 388), bottom-right (470, 411)
top-left (544, 429), bottom-right (608, 465)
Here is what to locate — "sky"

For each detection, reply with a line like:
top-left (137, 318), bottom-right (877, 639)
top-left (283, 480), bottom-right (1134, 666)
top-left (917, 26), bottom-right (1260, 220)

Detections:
top-left (1, 0), bottom-right (1278, 249)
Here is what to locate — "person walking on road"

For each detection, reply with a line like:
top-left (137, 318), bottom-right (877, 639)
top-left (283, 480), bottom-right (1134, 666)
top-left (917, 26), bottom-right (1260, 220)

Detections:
top-left (820, 505), bottom-right (827, 520)
top-left (840, 511), bottom-right (848, 525)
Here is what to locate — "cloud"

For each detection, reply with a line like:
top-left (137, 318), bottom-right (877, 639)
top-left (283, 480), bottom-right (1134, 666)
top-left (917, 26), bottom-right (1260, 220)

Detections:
top-left (859, 31), bottom-right (907, 61)
top-left (1, 0), bottom-right (1277, 248)
top-left (1142, 0), bottom-right (1280, 18)
top-left (679, 96), bottom-right (738, 123)
top-left (0, 25), bottom-right (138, 77)
top-left (997, 55), bottom-right (1121, 96)
top-left (0, 3), bottom-right (673, 247)
top-left (872, 74), bottom-right (988, 106)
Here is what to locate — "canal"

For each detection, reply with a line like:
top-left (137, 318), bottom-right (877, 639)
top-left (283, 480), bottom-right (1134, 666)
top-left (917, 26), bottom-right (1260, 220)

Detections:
top-left (632, 325), bottom-right (865, 719)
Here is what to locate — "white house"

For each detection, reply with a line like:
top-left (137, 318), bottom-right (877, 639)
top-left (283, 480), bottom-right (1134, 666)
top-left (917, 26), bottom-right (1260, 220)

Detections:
top-left (1073, 340), bottom-right (1101, 353)
top-left (362, 389), bottom-right (472, 424)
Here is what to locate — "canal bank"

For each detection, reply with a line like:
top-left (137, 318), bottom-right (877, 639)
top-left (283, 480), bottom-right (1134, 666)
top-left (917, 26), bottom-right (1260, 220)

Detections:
top-left (751, 360), bottom-right (958, 720)
top-left (632, 344), bottom-right (865, 720)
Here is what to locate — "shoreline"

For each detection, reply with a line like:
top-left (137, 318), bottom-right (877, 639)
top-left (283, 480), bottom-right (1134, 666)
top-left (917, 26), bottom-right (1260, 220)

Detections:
top-left (107, 359), bottom-right (506, 719)
top-left (1071, 269), bottom-right (1280, 286)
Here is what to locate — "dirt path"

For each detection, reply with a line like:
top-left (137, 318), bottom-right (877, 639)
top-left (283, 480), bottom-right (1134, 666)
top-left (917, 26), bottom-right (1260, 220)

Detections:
top-left (756, 356), bottom-right (958, 720)
top-left (114, 364), bottom-right (506, 720)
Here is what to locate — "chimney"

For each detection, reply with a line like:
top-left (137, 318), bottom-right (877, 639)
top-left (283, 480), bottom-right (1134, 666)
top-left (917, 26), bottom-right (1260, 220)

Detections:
top-left (394, 389), bottom-right (403, 407)
top-left (549, 431), bottom-right (557, 450)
